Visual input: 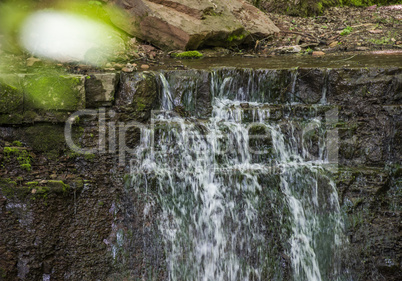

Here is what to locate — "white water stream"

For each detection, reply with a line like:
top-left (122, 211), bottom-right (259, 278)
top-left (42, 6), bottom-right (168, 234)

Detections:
top-left (129, 72), bottom-right (346, 281)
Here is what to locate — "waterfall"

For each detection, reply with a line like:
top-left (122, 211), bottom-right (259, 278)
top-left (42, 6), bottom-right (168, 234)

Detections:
top-left (128, 70), bottom-right (347, 281)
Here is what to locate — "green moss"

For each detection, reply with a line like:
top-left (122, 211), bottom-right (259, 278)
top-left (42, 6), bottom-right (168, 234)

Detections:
top-left (0, 113), bottom-right (23, 125)
top-left (84, 153), bottom-right (96, 161)
top-left (47, 180), bottom-right (70, 194)
top-left (0, 179), bottom-right (30, 198)
top-left (369, 37), bottom-right (392, 45)
top-left (171, 51), bottom-right (203, 59)
top-left (0, 178), bottom-right (71, 200)
top-left (24, 74), bottom-right (84, 111)
top-left (3, 146), bottom-right (19, 157)
top-left (227, 33), bottom-right (245, 42)
top-left (3, 146), bottom-right (32, 171)
top-left (26, 181), bottom-right (38, 187)
top-left (135, 96), bottom-right (148, 111)
top-left (340, 26), bottom-right (353, 36)
top-left (12, 140), bottom-right (23, 147)
top-left (0, 81), bottom-right (23, 114)
top-left (73, 178), bottom-right (84, 190)
top-left (20, 163), bottom-right (31, 171)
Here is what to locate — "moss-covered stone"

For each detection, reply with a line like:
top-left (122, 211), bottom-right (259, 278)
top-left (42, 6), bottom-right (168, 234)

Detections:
top-left (0, 178), bottom-right (30, 198)
top-left (0, 178), bottom-right (70, 199)
top-left (0, 113), bottom-right (23, 125)
top-left (0, 80), bottom-right (23, 114)
top-left (23, 124), bottom-right (66, 154)
top-left (23, 74), bottom-right (85, 111)
top-left (25, 181), bottom-right (38, 187)
top-left (116, 72), bottom-right (159, 122)
top-left (171, 51), bottom-right (203, 59)
top-left (47, 180), bottom-right (70, 194)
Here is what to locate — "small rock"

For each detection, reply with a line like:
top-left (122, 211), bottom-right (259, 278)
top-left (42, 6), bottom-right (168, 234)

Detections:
top-left (329, 41), bottom-right (338, 48)
top-left (369, 30), bottom-right (383, 34)
top-left (391, 38), bottom-right (396, 42)
top-left (131, 52), bottom-right (140, 59)
top-left (276, 45), bottom-right (301, 54)
top-left (113, 63), bottom-right (125, 70)
top-left (356, 47), bottom-right (368, 51)
top-left (122, 63), bottom-right (135, 72)
top-left (367, 5), bottom-right (377, 10)
top-left (141, 64), bottom-right (150, 69)
top-left (39, 180), bottom-right (48, 184)
top-left (312, 51), bottom-right (325, 57)
top-left (50, 174), bottom-right (57, 179)
top-left (105, 63), bottom-right (112, 68)
top-left (396, 41), bottom-right (402, 45)
top-left (122, 67), bottom-right (133, 73)
top-left (31, 189), bottom-right (37, 194)
top-left (140, 45), bottom-right (155, 52)
top-left (26, 57), bottom-right (41, 67)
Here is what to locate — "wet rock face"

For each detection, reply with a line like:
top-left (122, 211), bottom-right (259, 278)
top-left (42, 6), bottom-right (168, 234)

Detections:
top-left (108, 0), bottom-right (279, 50)
top-left (0, 67), bottom-right (401, 280)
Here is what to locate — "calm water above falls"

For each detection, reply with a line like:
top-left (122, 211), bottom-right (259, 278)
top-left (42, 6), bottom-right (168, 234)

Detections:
top-left (129, 71), bottom-right (349, 281)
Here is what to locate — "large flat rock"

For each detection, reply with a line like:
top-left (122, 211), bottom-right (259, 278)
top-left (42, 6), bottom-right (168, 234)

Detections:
top-left (107, 0), bottom-right (279, 49)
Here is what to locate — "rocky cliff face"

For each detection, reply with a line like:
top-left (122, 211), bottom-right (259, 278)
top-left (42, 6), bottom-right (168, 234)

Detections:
top-left (0, 66), bottom-right (401, 280)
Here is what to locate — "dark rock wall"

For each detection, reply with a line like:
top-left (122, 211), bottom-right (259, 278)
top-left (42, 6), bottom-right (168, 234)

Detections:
top-left (0, 67), bottom-right (401, 280)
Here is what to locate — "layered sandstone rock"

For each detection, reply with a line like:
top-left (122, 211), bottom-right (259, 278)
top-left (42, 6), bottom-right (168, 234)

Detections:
top-left (107, 0), bottom-right (279, 49)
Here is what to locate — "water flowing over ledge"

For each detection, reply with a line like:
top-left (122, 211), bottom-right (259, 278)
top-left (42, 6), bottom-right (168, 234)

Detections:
top-left (125, 70), bottom-right (349, 280)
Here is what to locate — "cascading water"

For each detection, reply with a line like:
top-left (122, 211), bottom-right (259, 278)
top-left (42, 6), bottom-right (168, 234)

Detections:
top-left (128, 69), bottom-right (348, 281)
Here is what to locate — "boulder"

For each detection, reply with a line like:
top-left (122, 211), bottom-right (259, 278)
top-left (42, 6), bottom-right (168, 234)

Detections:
top-left (107, 0), bottom-right (279, 50)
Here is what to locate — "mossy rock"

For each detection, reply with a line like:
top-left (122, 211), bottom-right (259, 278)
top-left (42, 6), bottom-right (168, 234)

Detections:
top-left (0, 114), bottom-right (23, 125)
top-left (23, 124), bottom-right (66, 154)
top-left (171, 51), bottom-right (203, 59)
top-left (0, 178), bottom-right (70, 199)
top-left (47, 180), bottom-right (70, 194)
top-left (0, 178), bottom-right (30, 198)
top-left (0, 81), bottom-right (23, 114)
top-left (117, 72), bottom-right (159, 122)
top-left (23, 74), bottom-right (85, 111)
